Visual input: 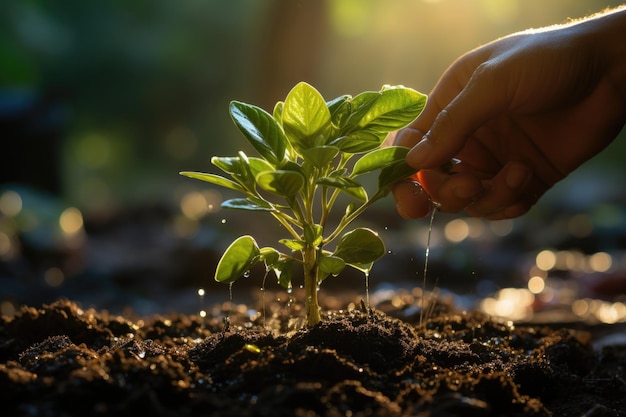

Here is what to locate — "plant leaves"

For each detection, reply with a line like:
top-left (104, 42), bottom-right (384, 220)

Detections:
top-left (215, 235), bottom-right (260, 284)
top-left (221, 198), bottom-right (272, 211)
top-left (340, 91), bottom-right (380, 134)
top-left (179, 171), bottom-right (245, 193)
top-left (211, 153), bottom-right (255, 191)
top-left (347, 262), bottom-right (374, 274)
top-left (351, 146), bottom-right (410, 177)
top-left (272, 259), bottom-right (294, 289)
top-left (317, 176), bottom-right (367, 201)
top-left (259, 247), bottom-right (280, 266)
top-left (318, 253), bottom-right (346, 277)
top-left (377, 160), bottom-right (418, 189)
top-left (279, 238), bottom-right (306, 251)
top-left (355, 86), bottom-right (426, 133)
top-left (230, 101), bottom-right (286, 165)
top-left (256, 170), bottom-right (305, 197)
top-left (301, 146), bottom-right (339, 169)
top-left (211, 156), bottom-right (242, 175)
top-left (248, 157), bottom-right (275, 177)
top-left (328, 131), bottom-right (381, 154)
top-left (327, 94), bottom-right (351, 134)
top-left (333, 228), bottom-right (385, 265)
top-left (304, 223), bottom-right (323, 247)
top-left (282, 82), bottom-right (331, 151)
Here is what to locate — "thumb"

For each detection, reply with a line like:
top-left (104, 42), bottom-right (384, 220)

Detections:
top-left (406, 71), bottom-right (505, 169)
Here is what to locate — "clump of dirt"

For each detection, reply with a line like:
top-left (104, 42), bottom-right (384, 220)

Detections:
top-left (1, 298), bottom-right (625, 416)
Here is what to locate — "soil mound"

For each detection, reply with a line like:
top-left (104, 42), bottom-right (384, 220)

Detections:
top-left (1, 299), bottom-right (625, 416)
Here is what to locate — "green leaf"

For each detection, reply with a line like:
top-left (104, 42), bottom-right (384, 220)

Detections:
top-left (248, 157), bottom-right (275, 177)
top-left (282, 82), bottom-right (331, 151)
top-left (256, 170), bottom-right (305, 197)
top-left (328, 131), bottom-right (381, 154)
top-left (318, 254), bottom-right (346, 277)
top-left (222, 198), bottom-right (272, 211)
top-left (317, 176), bottom-right (367, 201)
top-left (340, 91), bottom-right (380, 133)
top-left (347, 262), bottom-right (374, 274)
top-left (355, 86), bottom-right (427, 133)
top-left (351, 146), bottom-right (410, 177)
top-left (279, 239), bottom-right (306, 251)
top-left (327, 94), bottom-right (351, 133)
top-left (326, 94), bottom-right (350, 115)
top-left (333, 228), bottom-right (385, 265)
top-left (211, 153), bottom-right (255, 191)
top-left (259, 247), bottom-right (280, 266)
top-left (215, 236), bottom-right (260, 284)
top-left (273, 101), bottom-right (284, 121)
top-left (230, 101), bottom-right (286, 165)
top-left (272, 259), bottom-right (294, 289)
top-left (301, 146), bottom-right (339, 169)
top-left (211, 156), bottom-right (242, 174)
top-left (304, 224), bottom-right (323, 247)
top-left (378, 160), bottom-right (418, 189)
top-left (179, 171), bottom-right (245, 193)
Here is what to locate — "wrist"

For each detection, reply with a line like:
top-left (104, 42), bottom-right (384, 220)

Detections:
top-left (580, 7), bottom-right (626, 102)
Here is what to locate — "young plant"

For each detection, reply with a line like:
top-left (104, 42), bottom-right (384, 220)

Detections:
top-left (181, 82), bottom-right (426, 326)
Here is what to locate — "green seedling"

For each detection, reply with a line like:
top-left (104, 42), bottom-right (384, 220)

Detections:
top-left (181, 82), bottom-right (426, 326)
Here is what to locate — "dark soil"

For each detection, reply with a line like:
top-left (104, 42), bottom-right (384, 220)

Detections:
top-left (1, 297), bottom-right (625, 417)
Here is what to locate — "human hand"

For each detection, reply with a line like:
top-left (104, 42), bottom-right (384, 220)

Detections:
top-left (392, 7), bottom-right (626, 220)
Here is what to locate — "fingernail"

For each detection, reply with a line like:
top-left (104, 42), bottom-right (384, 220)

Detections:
top-left (406, 137), bottom-right (431, 168)
top-left (506, 166), bottom-right (531, 189)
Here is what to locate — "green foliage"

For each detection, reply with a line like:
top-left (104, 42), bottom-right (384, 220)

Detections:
top-left (181, 82), bottom-right (426, 326)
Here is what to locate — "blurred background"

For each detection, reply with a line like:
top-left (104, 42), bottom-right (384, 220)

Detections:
top-left (2, 0), bottom-right (626, 326)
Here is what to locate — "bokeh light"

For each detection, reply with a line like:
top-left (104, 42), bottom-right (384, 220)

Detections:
top-left (527, 276), bottom-right (545, 294)
top-left (44, 267), bottom-right (65, 287)
top-left (0, 191), bottom-right (23, 217)
top-left (59, 207), bottom-right (84, 236)
top-left (444, 219), bottom-right (469, 243)
top-left (480, 288), bottom-right (534, 321)
top-left (536, 250), bottom-right (557, 271)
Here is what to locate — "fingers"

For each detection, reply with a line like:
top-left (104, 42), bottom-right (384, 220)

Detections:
top-left (405, 62), bottom-right (508, 171)
top-left (464, 161), bottom-right (539, 219)
top-left (417, 169), bottom-right (484, 212)
top-left (391, 178), bottom-right (433, 219)
top-left (396, 161), bottom-right (544, 221)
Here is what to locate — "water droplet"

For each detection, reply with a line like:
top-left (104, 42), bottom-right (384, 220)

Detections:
top-left (221, 218), bottom-right (227, 224)
top-left (197, 288), bottom-right (205, 296)
top-left (287, 287), bottom-right (293, 294)
top-left (243, 270), bottom-right (250, 278)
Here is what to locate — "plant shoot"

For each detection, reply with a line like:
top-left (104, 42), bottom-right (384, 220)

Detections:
top-left (181, 82), bottom-right (426, 326)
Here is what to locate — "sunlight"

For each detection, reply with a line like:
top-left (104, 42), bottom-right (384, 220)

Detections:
top-left (329, 0), bottom-right (372, 37)
top-left (479, 0), bottom-right (520, 25)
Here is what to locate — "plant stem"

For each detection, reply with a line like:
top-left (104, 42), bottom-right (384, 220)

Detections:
top-left (323, 189), bottom-right (386, 244)
top-left (303, 243), bottom-right (321, 326)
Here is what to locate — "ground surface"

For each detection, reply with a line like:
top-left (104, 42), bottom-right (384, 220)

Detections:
top-left (1, 297), bottom-right (625, 417)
